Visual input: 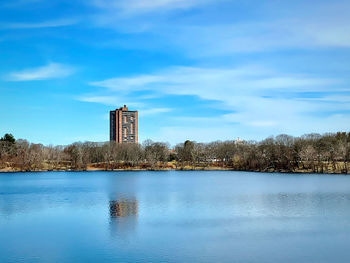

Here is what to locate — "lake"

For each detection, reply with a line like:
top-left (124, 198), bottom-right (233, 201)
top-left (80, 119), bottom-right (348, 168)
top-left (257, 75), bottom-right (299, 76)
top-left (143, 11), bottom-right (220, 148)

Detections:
top-left (0, 171), bottom-right (350, 263)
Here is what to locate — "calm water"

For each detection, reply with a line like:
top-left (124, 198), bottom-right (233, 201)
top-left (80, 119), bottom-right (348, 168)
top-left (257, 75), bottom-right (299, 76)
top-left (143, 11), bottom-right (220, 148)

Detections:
top-left (0, 171), bottom-right (350, 263)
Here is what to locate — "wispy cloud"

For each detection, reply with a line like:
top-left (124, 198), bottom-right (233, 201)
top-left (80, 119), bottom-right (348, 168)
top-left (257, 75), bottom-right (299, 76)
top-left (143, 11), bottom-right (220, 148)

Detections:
top-left (87, 65), bottom-right (350, 140)
top-left (78, 95), bottom-right (172, 116)
top-left (0, 18), bottom-right (79, 30)
top-left (92, 0), bottom-right (216, 15)
top-left (89, 1), bottom-right (350, 55)
top-left (77, 95), bottom-right (143, 108)
top-left (94, 19), bottom-right (350, 55)
top-left (152, 109), bottom-right (350, 144)
top-left (78, 95), bottom-right (121, 105)
top-left (174, 19), bottom-right (350, 56)
top-left (140, 107), bottom-right (172, 116)
top-left (7, 63), bottom-right (75, 81)
top-left (90, 75), bottom-right (163, 91)
top-left (90, 66), bottom-right (341, 100)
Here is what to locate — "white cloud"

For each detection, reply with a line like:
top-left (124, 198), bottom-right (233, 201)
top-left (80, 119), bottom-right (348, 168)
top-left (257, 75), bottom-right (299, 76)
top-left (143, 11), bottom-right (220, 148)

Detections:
top-left (79, 96), bottom-right (122, 105)
top-left (138, 19), bottom-right (350, 56)
top-left (92, 0), bottom-right (215, 15)
top-left (78, 95), bottom-right (172, 116)
top-left (181, 19), bottom-right (350, 55)
top-left (89, 1), bottom-right (350, 55)
top-left (152, 113), bottom-right (350, 145)
top-left (6, 63), bottom-right (75, 81)
top-left (302, 95), bottom-right (350, 103)
top-left (89, 75), bottom-right (163, 91)
top-left (140, 107), bottom-right (172, 116)
top-left (78, 95), bottom-right (144, 108)
top-left (89, 66), bottom-right (341, 102)
top-left (88, 65), bottom-right (350, 142)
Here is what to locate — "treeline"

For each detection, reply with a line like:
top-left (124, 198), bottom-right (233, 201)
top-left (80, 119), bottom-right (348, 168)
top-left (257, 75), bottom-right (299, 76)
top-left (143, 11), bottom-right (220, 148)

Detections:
top-left (0, 132), bottom-right (349, 173)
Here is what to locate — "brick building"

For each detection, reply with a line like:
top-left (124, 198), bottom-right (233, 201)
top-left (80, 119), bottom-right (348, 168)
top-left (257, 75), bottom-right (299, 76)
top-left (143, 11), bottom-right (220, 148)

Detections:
top-left (110, 105), bottom-right (138, 143)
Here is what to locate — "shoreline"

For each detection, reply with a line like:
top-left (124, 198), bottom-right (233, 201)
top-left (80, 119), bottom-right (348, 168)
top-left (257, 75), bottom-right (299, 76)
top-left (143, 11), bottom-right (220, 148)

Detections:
top-left (1, 166), bottom-right (349, 174)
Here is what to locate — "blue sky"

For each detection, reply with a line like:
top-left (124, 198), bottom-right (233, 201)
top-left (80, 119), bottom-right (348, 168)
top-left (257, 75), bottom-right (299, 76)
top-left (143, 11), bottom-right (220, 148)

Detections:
top-left (0, 0), bottom-right (349, 145)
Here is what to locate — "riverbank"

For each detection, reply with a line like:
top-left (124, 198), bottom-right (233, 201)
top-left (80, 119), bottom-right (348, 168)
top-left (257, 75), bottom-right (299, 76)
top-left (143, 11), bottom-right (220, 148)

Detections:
top-left (0, 166), bottom-right (237, 173)
top-left (1, 164), bottom-right (349, 174)
top-left (2, 132), bottom-right (349, 175)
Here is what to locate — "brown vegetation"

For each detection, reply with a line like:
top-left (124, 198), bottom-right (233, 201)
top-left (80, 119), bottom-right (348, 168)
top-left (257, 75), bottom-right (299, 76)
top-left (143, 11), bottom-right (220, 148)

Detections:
top-left (0, 132), bottom-right (349, 173)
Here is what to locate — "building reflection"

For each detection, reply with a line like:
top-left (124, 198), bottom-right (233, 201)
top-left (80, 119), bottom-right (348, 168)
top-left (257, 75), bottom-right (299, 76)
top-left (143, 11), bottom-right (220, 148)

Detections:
top-left (109, 198), bottom-right (138, 238)
top-left (109, 199), bottom-right (138, 218)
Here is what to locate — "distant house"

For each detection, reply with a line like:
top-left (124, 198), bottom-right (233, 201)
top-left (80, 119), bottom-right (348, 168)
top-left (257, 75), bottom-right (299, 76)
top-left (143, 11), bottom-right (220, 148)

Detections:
top-left (234, 137), bottom-right (243, 144)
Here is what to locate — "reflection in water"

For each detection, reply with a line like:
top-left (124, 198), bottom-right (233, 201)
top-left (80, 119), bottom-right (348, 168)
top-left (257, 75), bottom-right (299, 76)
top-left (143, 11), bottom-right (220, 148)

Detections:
top-left (109, 199), bottom-right (138, 218)
top-left (109, 198), bottom-right (138, 238)
top-left (2, 172), bottom-right (350, 263)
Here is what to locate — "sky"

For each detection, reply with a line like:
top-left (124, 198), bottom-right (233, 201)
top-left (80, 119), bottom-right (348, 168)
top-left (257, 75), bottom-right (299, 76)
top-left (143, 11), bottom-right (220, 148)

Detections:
top-left (0, 0), bottom-right (349, 145)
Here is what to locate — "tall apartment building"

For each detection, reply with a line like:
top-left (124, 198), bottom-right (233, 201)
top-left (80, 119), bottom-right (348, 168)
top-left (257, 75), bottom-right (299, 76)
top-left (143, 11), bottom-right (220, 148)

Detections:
top-left (110, 105), bottom-right (138, 143)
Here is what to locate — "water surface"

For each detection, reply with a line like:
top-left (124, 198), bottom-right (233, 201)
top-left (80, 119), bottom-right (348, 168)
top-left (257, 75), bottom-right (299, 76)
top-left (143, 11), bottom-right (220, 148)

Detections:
top-left (1, 171), bottom-right (350, 263)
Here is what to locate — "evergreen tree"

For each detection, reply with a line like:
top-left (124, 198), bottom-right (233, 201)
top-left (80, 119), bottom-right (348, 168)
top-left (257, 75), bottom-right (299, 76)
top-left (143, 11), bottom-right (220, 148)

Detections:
top-left (0, 133), bottom-right (15, 144)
